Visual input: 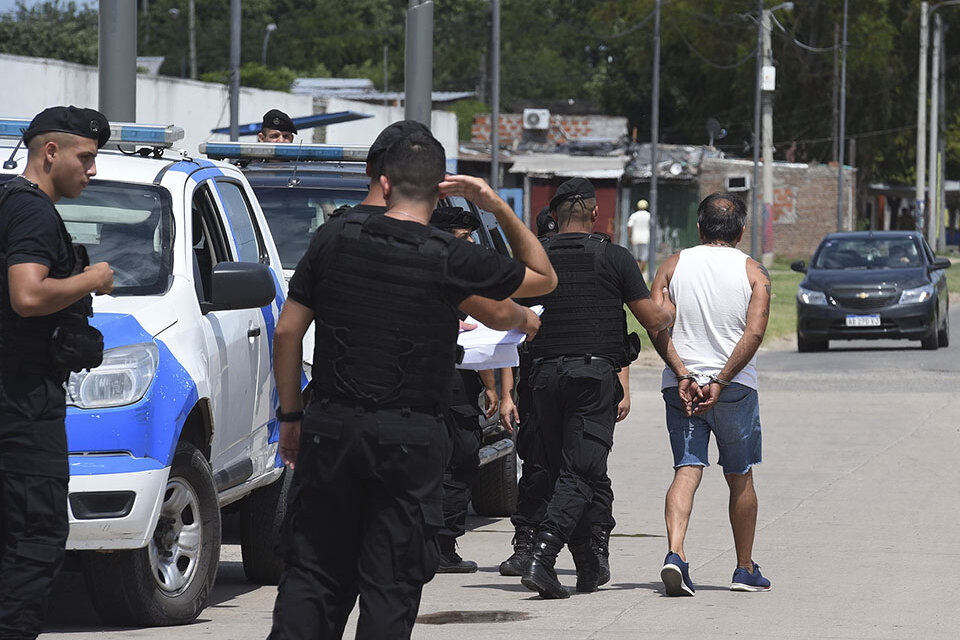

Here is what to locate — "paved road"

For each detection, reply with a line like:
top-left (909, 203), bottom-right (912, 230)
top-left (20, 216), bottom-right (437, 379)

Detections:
top-left (43, 306), bottom-right (960, 639)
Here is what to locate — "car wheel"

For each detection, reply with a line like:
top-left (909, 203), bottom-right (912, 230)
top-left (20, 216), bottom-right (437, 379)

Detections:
top-left (471, 448), bottom-right (518, 517)
top-left (921, 311), bottom-right (940, 350)
top-left (81, 442), bottom-right (221, 626)
top-left (797, 333), bottom-right (827, 353)
top-left (938, 305), bottom-right (950, 347)
top-left (240, 467), bottom-right (290, 585)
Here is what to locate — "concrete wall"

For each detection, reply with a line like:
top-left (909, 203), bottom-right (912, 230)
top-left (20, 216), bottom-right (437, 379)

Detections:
top-left (698, 158), bottom-right (857, 259)
top-left (317, 97), bottom-right (459, 173)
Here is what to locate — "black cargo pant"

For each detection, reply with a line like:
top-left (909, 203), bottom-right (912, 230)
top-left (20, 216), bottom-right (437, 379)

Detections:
top-left (0, 372), bottom-right (69, 640)
top-left (268, 400), bottom-right (448, 640)
top-left (438, 407), bottom-right (481, 542)
top-left (511, 363), bottom-right (552, 530)
top-left (529, 357), bottom-right (622, 544)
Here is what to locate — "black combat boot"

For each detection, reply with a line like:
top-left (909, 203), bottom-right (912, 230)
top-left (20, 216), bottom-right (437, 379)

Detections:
top-left (436, 536), bottom-right (478, 573)
top-left (591, 527), bottom-right (611, 586)
top-left (521, 531), bottom-right (569, 599)
top-left (569, 538), bottom-right (601, 593)
top-left (498, 525), bottom-right (536, 577)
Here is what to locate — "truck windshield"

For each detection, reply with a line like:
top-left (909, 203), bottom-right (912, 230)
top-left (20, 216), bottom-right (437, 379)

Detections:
top-left (253, 186), bottom-right (363, 269)
top-left (57, 181), bottom-right (173, 296)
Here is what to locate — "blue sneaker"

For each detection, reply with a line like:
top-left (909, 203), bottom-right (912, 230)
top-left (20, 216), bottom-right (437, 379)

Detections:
top-left (660, 552), bottom-right (695, 596)
top-left (730, 562), bottom-right (771, 592)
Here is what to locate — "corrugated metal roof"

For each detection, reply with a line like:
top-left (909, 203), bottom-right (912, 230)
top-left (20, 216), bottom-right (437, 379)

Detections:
top-left (508, 153), bottom-right (628, 179)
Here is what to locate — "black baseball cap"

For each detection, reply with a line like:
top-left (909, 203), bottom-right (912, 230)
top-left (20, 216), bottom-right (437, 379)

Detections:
top-left (23, 106), bottom-right (110, 149)
top-left (536, 206), bottom-right (558, 237)
top-left (261, 109), bottom-right (297, 134)
top-left (549, 177), bottom-right (596, 211)
top-left (367, 120), bottom-right (432, 167)
top-left (430, 206), bottom-right (480, 233)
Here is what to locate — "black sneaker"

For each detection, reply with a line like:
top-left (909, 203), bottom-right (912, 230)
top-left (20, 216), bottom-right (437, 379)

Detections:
top-left (437, 550), bottom-right (478, 574)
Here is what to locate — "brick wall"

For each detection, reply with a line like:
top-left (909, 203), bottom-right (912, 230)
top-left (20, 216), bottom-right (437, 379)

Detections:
top-left (471, 113), bottom-right (625, 144)
top-left (698, 159), bottom-right (857, 259)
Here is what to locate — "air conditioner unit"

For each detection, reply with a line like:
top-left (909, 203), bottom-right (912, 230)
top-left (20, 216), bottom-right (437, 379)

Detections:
top-left (523, 108), bottom-right (551, 130)
top-left (724, 175), bottom-right (751, 192)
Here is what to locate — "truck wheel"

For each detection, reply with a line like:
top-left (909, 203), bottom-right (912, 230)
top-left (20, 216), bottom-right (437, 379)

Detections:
top-left (471, 449), bottom-right (518, 517)
top-left (81, 442), bottom-right (221, 626)
top-left (240, 467), bottom-right (290, 584)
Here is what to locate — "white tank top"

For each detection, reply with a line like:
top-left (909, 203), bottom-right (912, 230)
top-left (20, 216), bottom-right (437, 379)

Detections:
top-left (660, 245), bottom-right (758, 390)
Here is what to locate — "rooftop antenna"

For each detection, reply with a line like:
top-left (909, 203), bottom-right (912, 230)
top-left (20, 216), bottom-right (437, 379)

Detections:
top-left (2, 134), bottom-right (24, 170)
top-left (288, 140), bottom-right (304, 187)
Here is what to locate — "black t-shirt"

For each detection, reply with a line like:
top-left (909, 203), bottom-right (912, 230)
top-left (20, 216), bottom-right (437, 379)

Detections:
top-left (288, 213), bottom-right (525, 310)
top-left (0, 177), bottom-right (74, 374)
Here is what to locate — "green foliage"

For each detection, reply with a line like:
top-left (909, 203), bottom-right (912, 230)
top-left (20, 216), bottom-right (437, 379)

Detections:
top-left (446, 99), bottom-right (489, 141)
top-left (199, 63), bottom-right (297, 92)
top-left (0, 1), bottom-right (98, 65)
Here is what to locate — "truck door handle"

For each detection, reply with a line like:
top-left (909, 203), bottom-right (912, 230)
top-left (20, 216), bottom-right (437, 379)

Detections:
top-left (248, 327), bottom-right (261, 338)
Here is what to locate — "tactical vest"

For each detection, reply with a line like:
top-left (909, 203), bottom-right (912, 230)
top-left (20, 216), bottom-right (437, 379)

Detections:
top-left (0, 180), bottom-right (103, 373)
top-left (527, 233), bottom-right (628, 365)
top-left (309, 212), bottom-right (459, 410)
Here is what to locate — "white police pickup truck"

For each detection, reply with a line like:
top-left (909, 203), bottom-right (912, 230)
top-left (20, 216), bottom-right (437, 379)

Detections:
top-left (0, 121), bottom-right (293, 626)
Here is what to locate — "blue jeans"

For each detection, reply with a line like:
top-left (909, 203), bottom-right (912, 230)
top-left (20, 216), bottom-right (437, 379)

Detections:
top-left (663, 383), bottom-right (762, 475)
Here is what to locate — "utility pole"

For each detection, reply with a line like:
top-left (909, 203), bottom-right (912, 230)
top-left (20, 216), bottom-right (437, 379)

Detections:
top-left (761, 8), bottom-right (774, 262)
top-left (229, 0), bottom-right (240, 141)
top-left (916, 2), bottom-right (929, 230)
top-left (647, 0), bottom-right (660, 283)
top-left (938, 22), bottom-right (948, 251)
top-left (832, 24), bottom-right (839, 163)
top-left (836, 0), bottom-right (848, 231)
top-left (927, 14), bottom-right (942, 246)
top-left (404, 0), bottom-right (434, 127)
top-left (188, 0), bottom-right (197, 79)
top-left (98, 0), bottom-right (137, 123)
top-left (750, 0), bottom-right (763, 260)
top-left (490, 0), bottom-right (500, 189)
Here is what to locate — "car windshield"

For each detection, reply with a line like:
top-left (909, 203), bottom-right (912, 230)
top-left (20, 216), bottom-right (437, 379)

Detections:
top-left (57, 181), bottom-right (173, 295)
top-left (812, 238), bottom-right (922, 270)
top-left (253, 187), bottom-right (363, 269)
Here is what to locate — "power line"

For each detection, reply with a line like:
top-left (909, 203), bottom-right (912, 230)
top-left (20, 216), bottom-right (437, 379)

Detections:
top-left (775, 123), bottom-right (917, 147)
top-left (672, 24), bottom-right (757, 69)
top-left (770, 13), bottom-right (837, 53)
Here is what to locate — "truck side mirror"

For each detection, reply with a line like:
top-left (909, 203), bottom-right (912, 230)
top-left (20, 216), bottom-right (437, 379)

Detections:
top-left (202, 262), bottom-right (276, 314)
top-left (790, 260), bottom-right (807, 273)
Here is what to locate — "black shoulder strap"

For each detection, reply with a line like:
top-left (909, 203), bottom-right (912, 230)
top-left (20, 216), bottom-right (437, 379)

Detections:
top-left (0, 179), bottom-right (40, 213)
top-left (341, 211), bottom-right (372, 239)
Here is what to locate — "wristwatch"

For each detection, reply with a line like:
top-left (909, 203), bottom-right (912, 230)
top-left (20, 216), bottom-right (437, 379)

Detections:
top-left (276, 407), bottom-right (304, 422)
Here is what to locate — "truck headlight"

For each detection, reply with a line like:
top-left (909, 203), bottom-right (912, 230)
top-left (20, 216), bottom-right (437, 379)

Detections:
top-left (66, 343), bottom-right (159, 409)
top-left (797, 286), bottom-right (828, 306)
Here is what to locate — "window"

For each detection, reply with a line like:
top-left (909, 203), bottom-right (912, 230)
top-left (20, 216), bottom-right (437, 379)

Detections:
top-left (57, 181), bottom-right (173, 296)
top-left (192, 184), bottom-right (230, 303)
top-left (217, 180), bottom-right (266, 264)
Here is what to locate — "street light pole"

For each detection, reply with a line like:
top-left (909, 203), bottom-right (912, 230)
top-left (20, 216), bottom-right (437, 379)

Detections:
top-left (750, 0), bottom-right (763, 260)
top-left (916, 2), bottom-right (929, 230)
top-left (229, 0), bottom-right (240, 141)
top-left (927, 13), bottom-right (941, 246)
top-left (836, 0), bottom-right (848, 231)
top-left (490, 0), bottom-right (500, 190)
top-left (262, 23), bottom-right (277, 66)
top-left (647, 0), bottom-right (660, 283)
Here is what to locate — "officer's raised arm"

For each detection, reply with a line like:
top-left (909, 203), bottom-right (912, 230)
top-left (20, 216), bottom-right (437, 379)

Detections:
top-left (439, 174), bottom-right (556, 298)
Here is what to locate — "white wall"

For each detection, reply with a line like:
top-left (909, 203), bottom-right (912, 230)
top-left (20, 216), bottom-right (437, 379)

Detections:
top-left (0, 53), bottom-right (313, 155)
top-left (0, 54), bottom-right (460, 168)
top-left (321, 97), bottom-right (460, 172)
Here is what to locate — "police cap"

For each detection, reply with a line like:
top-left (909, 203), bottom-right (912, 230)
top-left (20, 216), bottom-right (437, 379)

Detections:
top-left (549, 177), bottom-right (596, 212)
top-left (536, 205), bottom-right (558, 237)
top-left (367, 120), bottom-right (431, 166)
top-left (24, 105), bottom-right (110, 149)
top-left (430, 205), bottom-right (480, 233)
top-left (261, 109), bottom-right (297, 134)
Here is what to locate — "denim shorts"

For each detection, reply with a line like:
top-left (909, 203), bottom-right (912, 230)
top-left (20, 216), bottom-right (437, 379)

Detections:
top-left (662, 383), bottom-right (762, 475)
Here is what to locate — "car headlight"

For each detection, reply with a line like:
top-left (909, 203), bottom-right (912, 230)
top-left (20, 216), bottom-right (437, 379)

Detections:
top-left (66, 343), bottom-right (159, 409)
top-left (797, 286), bottom-right (828, 305)
top-left (899, 284), bottom-right (934, 305)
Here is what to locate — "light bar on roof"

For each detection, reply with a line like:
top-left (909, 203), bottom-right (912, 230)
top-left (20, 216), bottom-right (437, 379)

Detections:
top-left (0, 118), bottom-right (184, 148)
top-left (199, 141), bottom-right (370, 162)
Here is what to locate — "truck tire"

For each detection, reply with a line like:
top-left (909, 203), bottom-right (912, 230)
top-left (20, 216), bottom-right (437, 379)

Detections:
top-left (240, 466), bottom-right (289, 584)
top-left (81, 442), bottom-right (221, 626)
top-left (471, 449), bottom-right (518, 517)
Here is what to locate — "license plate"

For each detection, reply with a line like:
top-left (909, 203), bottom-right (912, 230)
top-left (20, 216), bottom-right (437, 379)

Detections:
top-left (845, 314), bottom-right (880, 327)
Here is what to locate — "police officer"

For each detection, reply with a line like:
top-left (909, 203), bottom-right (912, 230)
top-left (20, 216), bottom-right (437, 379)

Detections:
top-left (518, 177), bottom-right (674, 599)
top-left (428, 205), bottom-right (498, 573)
top-left (267, 129), bottom-right (556, 638)
top-left (258, 109), bottom-right (297, 143)
top-left (0, 105), bottom-right (114, 639)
